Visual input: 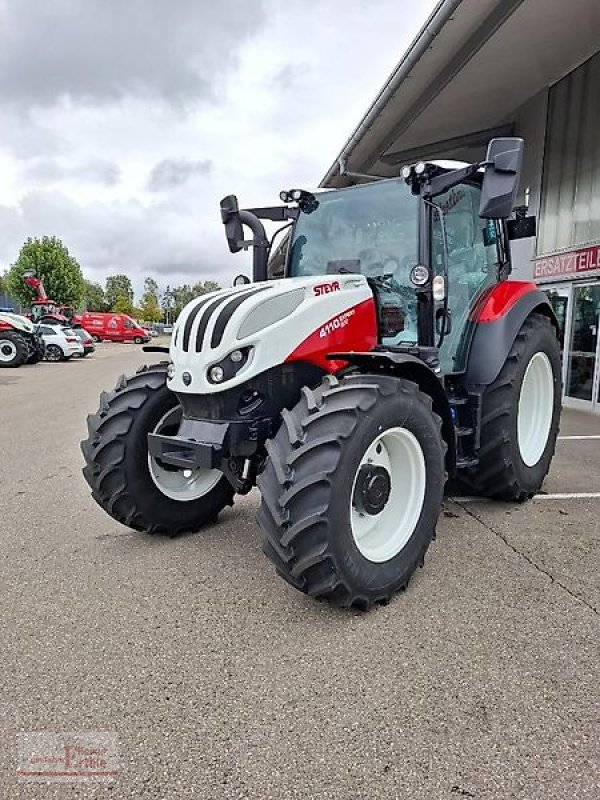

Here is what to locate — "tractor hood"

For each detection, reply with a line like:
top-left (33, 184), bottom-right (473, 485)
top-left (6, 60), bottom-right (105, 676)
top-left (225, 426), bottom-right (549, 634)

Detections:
top-left (168, 275), bottom-right (377, 394)
top-left (0, 312), bottom-right (35, 334)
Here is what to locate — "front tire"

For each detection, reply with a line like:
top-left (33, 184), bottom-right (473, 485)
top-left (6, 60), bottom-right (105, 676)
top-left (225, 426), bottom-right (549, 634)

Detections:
top-left (257, 374), bottom-right (446, 610)
top-left (81, 363), bottom-right (235, 535)
top-left (0, 331), bottom-right (28, 368)
top-left (458, 313), bottom-right (561, 500)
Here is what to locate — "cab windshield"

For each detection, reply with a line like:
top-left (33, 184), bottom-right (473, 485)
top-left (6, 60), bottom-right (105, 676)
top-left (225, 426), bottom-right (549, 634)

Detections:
top-left (288, 179), bottom-right (419, 345)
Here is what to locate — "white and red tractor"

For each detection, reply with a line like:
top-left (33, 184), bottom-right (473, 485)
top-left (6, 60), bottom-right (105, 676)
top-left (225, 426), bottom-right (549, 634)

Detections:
top-left (0, 312), bottom-right (45, 368)
top-left (82, 138), bottom-right (561, 609)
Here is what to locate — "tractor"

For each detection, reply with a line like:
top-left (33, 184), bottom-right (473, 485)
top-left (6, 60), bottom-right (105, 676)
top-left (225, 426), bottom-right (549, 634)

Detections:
top-left (82, 138), bottom-right (561, 609)
top-left (0, 312), bottom-right (45, 367)
top-left (22, 270), bottom-right (79, 326)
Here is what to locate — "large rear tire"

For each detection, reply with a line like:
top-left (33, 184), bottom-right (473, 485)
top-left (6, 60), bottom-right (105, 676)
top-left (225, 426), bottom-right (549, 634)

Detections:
top-left (458, 313), bottom-right (561, 500)
top-left (81, 363), bottom-right (235, 535)
top-left (257, 374), bottom-right (446, 610)
top-left (0, 331), bottom-right (28, 368)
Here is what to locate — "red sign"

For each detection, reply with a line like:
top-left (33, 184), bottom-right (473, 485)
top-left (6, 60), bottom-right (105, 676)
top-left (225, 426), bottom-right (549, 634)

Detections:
top-left (534, 244), bottom-right (600, 279)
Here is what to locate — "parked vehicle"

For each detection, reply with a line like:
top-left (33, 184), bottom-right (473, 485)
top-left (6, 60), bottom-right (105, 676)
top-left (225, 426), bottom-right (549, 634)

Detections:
top-left (37, 324), bottom-right (84, 361)
top-left (22, 270), bottom-right (79, 326)
top-left (71, 326), bottom-right (95, 357)
top-left (79, 312), bottom-right (150, 344)
top-left (141, 325), bottom-right (159, 338)
top-left (83, 138), bottom-right (561, 610)
top-left (0, 312), bottom-right (45, 367)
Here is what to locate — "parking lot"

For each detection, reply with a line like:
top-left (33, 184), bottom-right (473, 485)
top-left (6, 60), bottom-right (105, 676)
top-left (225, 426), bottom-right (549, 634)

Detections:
top-left (1, 343), bottom-right (599, 799)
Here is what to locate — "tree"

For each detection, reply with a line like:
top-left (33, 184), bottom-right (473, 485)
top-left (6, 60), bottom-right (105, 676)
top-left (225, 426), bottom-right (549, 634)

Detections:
top-left (112, 295), bottom-right (134, 315)
top-left (82, 279), bottom-right (107, 311)
top-left (139, 277), bottom-right (162, 323)
top-left (105, 274), bottom-right (134, 310)
top-left (168, 280), bottom-right (221, 321)
top-left (5, 236), bottom-right (84, 307)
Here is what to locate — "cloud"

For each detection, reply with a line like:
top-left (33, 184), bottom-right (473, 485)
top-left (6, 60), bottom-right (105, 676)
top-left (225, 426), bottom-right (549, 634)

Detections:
top-left (22, 157), bottom-right (120, 186)
top-left (0, 0), bottom-right (439, 298)
top-left (0, 0), bottom-right (266, 108)
top-left (147, 158), bottom-right (213, 192)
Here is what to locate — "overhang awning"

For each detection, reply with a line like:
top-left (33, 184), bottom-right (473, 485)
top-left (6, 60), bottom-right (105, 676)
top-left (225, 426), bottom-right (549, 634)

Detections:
top-left (322, 0), bottom-right (600, 187)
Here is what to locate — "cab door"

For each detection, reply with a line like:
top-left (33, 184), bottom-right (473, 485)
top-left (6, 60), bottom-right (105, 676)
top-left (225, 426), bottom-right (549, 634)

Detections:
top-left (431, 183), bottom-right (501, 374)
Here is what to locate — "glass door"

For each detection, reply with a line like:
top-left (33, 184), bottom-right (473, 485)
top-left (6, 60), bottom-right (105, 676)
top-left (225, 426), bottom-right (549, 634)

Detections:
top-left (542, 283), bottom-right (572, 400)
top-left (564, 283), bottom-right (600, 412)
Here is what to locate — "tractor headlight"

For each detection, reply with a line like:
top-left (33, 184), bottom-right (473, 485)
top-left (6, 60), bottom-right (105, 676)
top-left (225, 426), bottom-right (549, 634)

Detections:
top-left (207, 346), bottom-right (253, 385)
top-left (209, 365), bottom-right (225, 383)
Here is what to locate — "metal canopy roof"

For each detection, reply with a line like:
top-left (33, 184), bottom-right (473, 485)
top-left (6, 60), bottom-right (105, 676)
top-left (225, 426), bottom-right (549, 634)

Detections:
top-left (322, 0), bottom-right (600, 187)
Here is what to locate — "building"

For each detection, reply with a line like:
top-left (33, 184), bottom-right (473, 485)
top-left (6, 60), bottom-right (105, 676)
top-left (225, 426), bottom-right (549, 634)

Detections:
top-left (321, 0), bottom-right (600, 413)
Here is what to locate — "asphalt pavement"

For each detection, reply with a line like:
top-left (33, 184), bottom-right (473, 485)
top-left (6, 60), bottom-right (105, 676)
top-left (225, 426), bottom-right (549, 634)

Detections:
top-left (1, 343), bottom-right (598, 799)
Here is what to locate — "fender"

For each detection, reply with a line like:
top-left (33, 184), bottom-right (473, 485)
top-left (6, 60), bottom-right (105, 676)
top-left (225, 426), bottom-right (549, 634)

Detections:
top-left (463, 282), bottom-right (558, 386)
top-left (328, 350), bottom-right (456, 474)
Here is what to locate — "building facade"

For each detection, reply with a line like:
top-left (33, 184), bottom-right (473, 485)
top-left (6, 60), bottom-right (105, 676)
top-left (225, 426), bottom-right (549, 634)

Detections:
top-left (322, 0), bottom-right (600, 412)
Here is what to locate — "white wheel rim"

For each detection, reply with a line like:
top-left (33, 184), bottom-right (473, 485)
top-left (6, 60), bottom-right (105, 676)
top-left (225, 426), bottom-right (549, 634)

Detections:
top-left (147, 406), bottom-right (221, 502)
top-left (0, 340), bottom-right (17, 362)
top-left (517, 351), bottom-right (554, 467)
top-left (350, 426), bottom-right (426, 563)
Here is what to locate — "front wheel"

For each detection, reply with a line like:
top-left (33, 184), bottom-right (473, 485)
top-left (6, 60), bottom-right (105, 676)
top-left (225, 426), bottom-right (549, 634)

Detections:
top-left (458, 313), bottom-right (561, 500)
top-left (81, 364), bottom-right (235, 535)
top-left (257, 374), bottom-right (446, 610)
top-left (133, 336), bottom-right (143, 345)
top-left (0, 331), bottom-right (28, 368)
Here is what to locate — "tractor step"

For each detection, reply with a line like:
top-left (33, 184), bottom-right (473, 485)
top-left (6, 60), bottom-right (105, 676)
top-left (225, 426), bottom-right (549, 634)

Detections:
top-left (455, 426), bottom-right (475, 436)
top-left (456, 456), bottom-right (479, 469)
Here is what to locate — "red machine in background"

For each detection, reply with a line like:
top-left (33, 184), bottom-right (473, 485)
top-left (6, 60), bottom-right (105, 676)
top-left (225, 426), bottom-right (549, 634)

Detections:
top-left (22, 270), bottom-right (80, 326)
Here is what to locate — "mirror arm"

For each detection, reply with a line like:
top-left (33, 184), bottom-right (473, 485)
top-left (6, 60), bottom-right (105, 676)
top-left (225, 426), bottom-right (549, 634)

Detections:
top-left (238, 210), bottom-right (269, 283)
top-left (426, 161), bottom-right (486, 199)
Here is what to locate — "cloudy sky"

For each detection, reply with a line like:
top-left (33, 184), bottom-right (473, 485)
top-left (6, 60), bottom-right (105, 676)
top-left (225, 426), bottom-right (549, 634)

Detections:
top-left (0, 0), bottom-right (437, 298)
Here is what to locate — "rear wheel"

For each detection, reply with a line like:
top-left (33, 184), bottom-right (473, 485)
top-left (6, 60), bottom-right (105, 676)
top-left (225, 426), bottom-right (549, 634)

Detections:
top-left (0, 331), bottom-right (28, 368)
top-left (458, 313), bottom-right (561, 500)
top-left (257, 374), bottom-right (446, 609)
top-left (91, 334), bottom-right (102, 343)
top-left (45, 344), bottom-right (63, 362)
top-left (81, 363), bottom-right (235, 535)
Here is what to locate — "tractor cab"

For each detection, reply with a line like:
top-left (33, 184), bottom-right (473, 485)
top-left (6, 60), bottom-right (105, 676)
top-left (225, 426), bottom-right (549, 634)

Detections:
top-left (221, 138), bottom-right (533, 376)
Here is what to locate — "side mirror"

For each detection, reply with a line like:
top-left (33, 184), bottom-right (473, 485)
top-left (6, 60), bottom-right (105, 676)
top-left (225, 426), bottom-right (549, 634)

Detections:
top-left (479, 137), bottom-right (524, 220)
top-left (220, 195), bottom-right (244, 253)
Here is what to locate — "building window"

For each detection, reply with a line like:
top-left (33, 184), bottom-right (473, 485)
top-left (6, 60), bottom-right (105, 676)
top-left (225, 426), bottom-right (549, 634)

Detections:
top-left (538, 51), bottom-right (600, 255)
